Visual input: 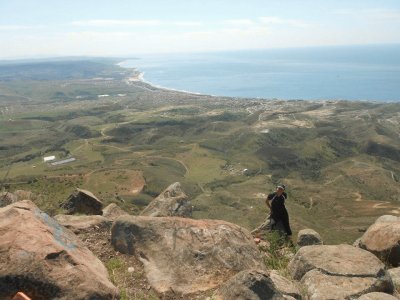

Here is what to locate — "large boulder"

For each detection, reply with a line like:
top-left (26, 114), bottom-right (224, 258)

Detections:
top-left (111, 215), bottom-right (265, 295)
top-left (54, 214), bottom-right (111, 233)
top-left (288, 244), bottom-right (393, 299)
top-left (214, 270), bottom-right (298, 300)
top-left (140, 182), bottom-right (192, 217)
top-left (296, 229), bottom-right (323, 247)
top-left (61, 188), bottom-right (103, 215)
top-left (0, 200), bottom-right (119, 299)
top-left (102, 203), bottom-right (129, 220)
top-left (388, 267), bottom-right (400, 287)
top-left (269, 270), bottom-right (301, 299)
top-left (359, 215), bottom-right (400, 266)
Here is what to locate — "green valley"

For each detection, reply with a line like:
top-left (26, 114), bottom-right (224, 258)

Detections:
top-left (1, 58), bottom-right (399, 244)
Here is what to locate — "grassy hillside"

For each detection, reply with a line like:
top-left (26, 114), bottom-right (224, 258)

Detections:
top-left (1, 59), bottom-right (400, 244)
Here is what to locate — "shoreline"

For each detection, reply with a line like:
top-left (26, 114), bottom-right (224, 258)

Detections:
top-left (118, 61), bottom-right (213, 97)
top-left (117, 61), bottom-right (399, 104)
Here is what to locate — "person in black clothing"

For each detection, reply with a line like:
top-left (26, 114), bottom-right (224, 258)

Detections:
top-left (251, 184), bottom-right (292, 237)
top-left (266, 184), bottom-right (292, 237)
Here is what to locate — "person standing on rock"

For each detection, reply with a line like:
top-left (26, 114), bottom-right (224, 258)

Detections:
top-left (252, 184), bottom-right (292, 238)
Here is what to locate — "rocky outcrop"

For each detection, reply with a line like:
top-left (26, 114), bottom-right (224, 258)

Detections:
top-left (54, 204), bottom-right (128, 233)
top-left (388, 267), bottom-right (400, 287)
top-left (61, 188), bottom-right (103, 215)
top-left (102, 203), bottom-right (129, 220)
top-left (111, 215), bottom-right (265, 295)
top-left (358, 292), bottom-right (398, 299)
top-left (140, 182), bottom-right (192, 217)
top-left (296, 229), bottom-right (323, 247)
top-left (288, 244), bottom-right (393, 299)
top-left (269, 270), bottom-right (301, 299)
top-left (0, 191), bottom-right (18, 207)
top-left (359, 215), bottom-right (400, 266)
top-left (54, 214), bottom-right (111, 233)
top-left (0, 200), bottom-right (118, 299)
top-left (214, 270), bottom-right (298, 300)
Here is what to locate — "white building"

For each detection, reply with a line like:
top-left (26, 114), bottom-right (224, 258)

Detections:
top-left (43, 156), bottom-right (56, 162)
top-left (51, 157), bottom-right (76, 166)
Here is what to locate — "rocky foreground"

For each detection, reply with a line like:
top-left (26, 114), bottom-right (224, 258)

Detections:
top-left (1, 183), bottom-right (400, 299)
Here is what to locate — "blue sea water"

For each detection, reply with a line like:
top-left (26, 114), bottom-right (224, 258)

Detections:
top-left (121, 45), bottom-right (400, 102)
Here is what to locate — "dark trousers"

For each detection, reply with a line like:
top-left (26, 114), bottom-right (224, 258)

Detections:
top-left (251, 215), bottom-right (287, 237)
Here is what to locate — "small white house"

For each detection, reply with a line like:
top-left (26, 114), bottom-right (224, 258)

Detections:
top-left (43, 155), bottom-right (56, 162)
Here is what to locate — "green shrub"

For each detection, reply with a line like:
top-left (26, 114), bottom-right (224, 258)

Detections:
top-left (261, 231), bottom-right (296, 275)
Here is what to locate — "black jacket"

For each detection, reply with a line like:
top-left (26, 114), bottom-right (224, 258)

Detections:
top-left (268, 192), bottom-right (292, 235)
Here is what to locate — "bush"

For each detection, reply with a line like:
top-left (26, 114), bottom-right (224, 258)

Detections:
top-left (260, 231), bottom-right (296, 275)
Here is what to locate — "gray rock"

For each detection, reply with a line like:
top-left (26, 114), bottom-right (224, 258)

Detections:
top-left (140, 182), bottom-right (192, 217)
top-left (214, 270), bottom-right (291, 300)
top-left (54, 214), bottom-right (111, 233)
top-left (0, 200), bottom-right (118, 299)
top-left (269, 270), bottom-right (302, 299)
top-left (102, 203), bottom-right (129, 220)
top-left (111, 215), bottom-right (265, 295)
top-left (359, 215), bottom-right (400, 266)
top-left (302, 269), bottom-right (392, 300)
top-left (288, 244), bottom-right (393, 299)
top-left (296, 229), bottom-right (323, 247)
top-left (61, 188), bottom-right (103, 215)
top-left (388, 267), bottom-right (400, 287)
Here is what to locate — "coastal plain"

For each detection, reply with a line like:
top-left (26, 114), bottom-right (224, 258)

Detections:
top-left (1, 59), bottom-right (399, 244)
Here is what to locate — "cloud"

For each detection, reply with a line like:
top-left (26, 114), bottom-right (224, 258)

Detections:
top-left (221, 17), bottom-right (310, 28)
top-left (222, 19), bottom-right (256, 26)
top-left (192, 26), bottom-right (269, 36)
top-left (333, 8), bottom-right (400, 21)
top-left (67, 31), bottom-right (133, 40)
top-left (71, 19), bottom-right (162, 26)
top-left (259, 16), bottom-right (310, 27)
top-left (60, 15), bottom-right (311, 55)
top-left (71, 19), bottom-right (203, 27)
top-left (60, 23), bottom-right (272, 56)
top-left (0, 25), bottom-right (44, 30)
top-left (171, 21), bottom-right (203, 27)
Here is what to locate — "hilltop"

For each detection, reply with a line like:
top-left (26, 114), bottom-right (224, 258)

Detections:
top-left (1, 187), bottom-right (400, 299)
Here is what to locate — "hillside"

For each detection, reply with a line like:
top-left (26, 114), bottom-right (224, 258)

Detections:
top-left (0, 59), bottom-right (399, 244)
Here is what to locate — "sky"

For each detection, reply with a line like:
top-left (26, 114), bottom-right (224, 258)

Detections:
top-left (0, 0), bottom-right (400, 59)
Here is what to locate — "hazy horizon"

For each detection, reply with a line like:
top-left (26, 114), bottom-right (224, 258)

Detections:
top-left (1, 0), bottom-right (400, 59)
top-left (1, 43), bottom-right (400, 62)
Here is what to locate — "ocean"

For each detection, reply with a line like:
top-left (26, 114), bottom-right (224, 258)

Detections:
top-left (120, 45), bottom-right (400, 102)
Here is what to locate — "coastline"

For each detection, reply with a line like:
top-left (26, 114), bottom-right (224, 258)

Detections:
top-left (117, 60), bottom-right (398, 104)
top-left (117, 60), bottom-right (309, 101)
top-left (118, 61), bottom-right (213, 97)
